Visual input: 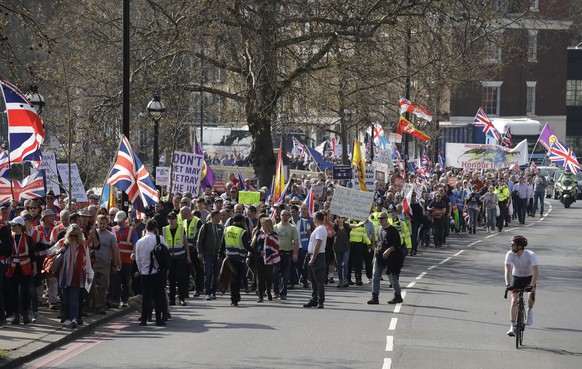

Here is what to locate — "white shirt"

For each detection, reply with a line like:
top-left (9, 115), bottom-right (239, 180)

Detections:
top-left (135, 231), bottom-right (168, 275)
top-left (505, 249), bottom-right (538, 277)
top-left (307, 224), bottom-right (327, 254)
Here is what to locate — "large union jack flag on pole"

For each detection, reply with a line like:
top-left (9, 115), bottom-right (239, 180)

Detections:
top-left (548, 140), bottom-right (580, 174)
top-left (473, 107), bottom-right (501, 141)
top-left (106, 135), bottom-right (159, 212)
top-left (0, 79), bottom-right (45, 168)
top-left (0, 171), bottom-right (45, 203)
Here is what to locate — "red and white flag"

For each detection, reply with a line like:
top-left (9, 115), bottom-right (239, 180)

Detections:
top-left (399, 97), bottom-right (433, 122)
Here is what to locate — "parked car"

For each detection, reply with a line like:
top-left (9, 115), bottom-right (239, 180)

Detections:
top-left (552, 170), bottom-right (582, 199)
top-left (536, 166), bottom-right (560, 198)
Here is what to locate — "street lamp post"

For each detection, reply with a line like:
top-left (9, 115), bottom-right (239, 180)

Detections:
top-left (147, 94), bottom-right (166, 183)
top-left (25, 85), bottom-right (45, 115)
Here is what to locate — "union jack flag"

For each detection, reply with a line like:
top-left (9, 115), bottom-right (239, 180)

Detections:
top-left (392, 145), bottom-right (402, 161)
top-left (0, 171), bottom-right (45, 203)
top-left (106, 135), bottom-right (159, 212)
top-left (292, 137), bottom-right (309, 160)
top-left (262, 232), bottom-right (281, 265)
top-left (421, 150), bottom-right (431, 170)
top-left (548, 141), bottom-right (580, 174)
top-left (0, 79), bottom-right (44, 168)
top-left (328, 135), bottom-right (340, 156)
top-left (529, 162), bottom-right (538, 172)
top-left (501, 127), bottom-right (513, 148)
top-left (473, 107), bottom-right (500, 141)
top-left (0, 149), bottom-right (9, 178)
top-left (437, 147), bottom-right (445, 167)
top-left (303, 187), bottom-right (315, 217)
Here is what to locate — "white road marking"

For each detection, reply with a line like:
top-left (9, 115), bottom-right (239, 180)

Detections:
top-left (382, 358), bottom-right (392, 369)
top-left (525, 223), bottom-right (534, 227)
top-left (386, 336), bottom-right (394, 351)
top-left (401, 291), bottom-right (407, 299)
top-left (416, 272), bottom-right (427, 280)
top-left (393, 304), bottom-right (402, 313)
top-left (389, 318), bottom-right (398, 330)
top-left (427, 265), bottom-right (436, 270)
top-left (454, 250), bottom-right (464, 256)
top-left (406, 281), bottom-right (416, 288)
top-left (539, 217), bottom-right (545, 221)
top-left (486, 233), bottom-right (497, 238)
top-left (467, 240), bottom-right (482, 247)
top-left (439, 257), bottom-right (451, 264)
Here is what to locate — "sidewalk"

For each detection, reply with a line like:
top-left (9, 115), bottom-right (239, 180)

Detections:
top-left (0, 305), bottom-right (130, 369)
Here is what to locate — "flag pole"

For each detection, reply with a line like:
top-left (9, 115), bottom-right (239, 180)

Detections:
top-left (528, 124), bottom-right (545, 163)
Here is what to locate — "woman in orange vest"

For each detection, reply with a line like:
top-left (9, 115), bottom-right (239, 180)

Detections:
top-left (56, 224), bottom-right (93, 329)
top-left (5, 216), bottom-right (36, 325)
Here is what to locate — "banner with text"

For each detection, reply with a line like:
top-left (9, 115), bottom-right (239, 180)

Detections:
top-left (238, 191), bottom-right (261, 204)
top-left (156, 166), bottom-right (171, 187)
top-left (57, 163), bottom-right (87, 202)
top-left (329, 186), bottom-right (374, 221)
top-left (171, 151), bottom-right (204, 196)
top-left (445, 139), bottom-right (528, 170)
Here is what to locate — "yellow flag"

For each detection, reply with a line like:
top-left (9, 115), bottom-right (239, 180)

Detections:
top-left (352, 138), bottom-right (367, 191)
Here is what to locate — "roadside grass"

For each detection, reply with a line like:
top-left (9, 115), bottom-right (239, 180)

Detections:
top-left (0, 350), bottom-right (9, 360)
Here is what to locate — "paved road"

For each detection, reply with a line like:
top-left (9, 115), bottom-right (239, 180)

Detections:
top-left (19, 199), bottom-right (582, 369)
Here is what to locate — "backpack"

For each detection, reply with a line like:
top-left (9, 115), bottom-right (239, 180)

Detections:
top-left (149, 235), bottom-right (171, 273)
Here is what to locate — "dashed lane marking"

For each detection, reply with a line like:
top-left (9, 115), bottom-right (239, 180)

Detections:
top-left (382, 358), bottom-right (392, 369)
top-left (439, 257), bottom-right (451, 264)
top-left (427, 265), bottom-right (436, 270)
top-left (386, 336), bottom-right (394, 351)
top-left (416, 272), bottom-right (427, 280)
top-left (389, 318), bottom-right (398, 330)
top-left (406, 281), bottom-right (416, 288)
top-left (454, 250), bottom-right (464, 257)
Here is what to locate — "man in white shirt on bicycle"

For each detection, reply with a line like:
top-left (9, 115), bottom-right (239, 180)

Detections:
top-left (504, 235), bottom-right (538, 336)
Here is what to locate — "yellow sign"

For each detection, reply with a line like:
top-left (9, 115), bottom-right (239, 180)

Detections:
top-left (238, 191), bottom-right (261, 204)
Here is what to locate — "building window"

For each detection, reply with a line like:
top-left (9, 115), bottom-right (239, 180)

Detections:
top-left (528, 30), bottom-right (538, 62)
top-left (526, 81), bottom-right (537, 115)
top-left (481, 81), bottom-right (503, 116)
top-left (529, 0), bottom-right (539, 10)
top-left (566, 80), bottom-right (582, 106)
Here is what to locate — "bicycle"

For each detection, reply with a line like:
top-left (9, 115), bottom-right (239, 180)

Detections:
top-left (504, 286), bottom-right (533, 349)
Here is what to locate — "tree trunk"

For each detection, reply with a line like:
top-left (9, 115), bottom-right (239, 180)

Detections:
top-left (248, 112), bottom-right (276, 188)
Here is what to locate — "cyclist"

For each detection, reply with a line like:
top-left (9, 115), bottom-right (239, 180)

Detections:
top-left (504, 235), bottom-right (538, 337)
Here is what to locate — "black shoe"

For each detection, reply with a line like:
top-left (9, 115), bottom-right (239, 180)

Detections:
top-left (329, 277), bottom-right (335, 284)
top-left (169, 301), bottom-right (176, 306)
top-left (139, 321), bottom-right (147, 326)
top-left (388, 295), bottom-right (403, 304)
top-left (356, 281), bottom-right (363, 286)
top-left (11, 316), bottom-right (20, 325)
top-left (231, 302), bottom-right (239, 307)
top-left (155, 320), bottom-right (167, 326)
top-left (22, 314), bottom-right (31, 324)
top-left (76, 319), bottom-right (84, 326)
top-left (317, 304), bottom-right (324, 309)
top-left (348, 280), bottom-right (355, 285)
top-left (267, 294), bottom-right (273, 301)
top-left (367, 295), bottom-right (379, 305)
top-left (303, 300), bottom-right (317, 308)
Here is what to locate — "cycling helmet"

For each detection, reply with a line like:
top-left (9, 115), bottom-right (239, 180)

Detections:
top-left (512, 235), bottom-right (528, 248)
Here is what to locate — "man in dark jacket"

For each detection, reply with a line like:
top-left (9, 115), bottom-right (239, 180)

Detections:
top-left (197, 210), bottom-right (224, 300)
top-left (368, 212), bottom-right (403, 305)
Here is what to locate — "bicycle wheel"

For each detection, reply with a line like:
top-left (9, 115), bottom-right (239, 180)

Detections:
top-left (516, 299), bottom-right (525, 348)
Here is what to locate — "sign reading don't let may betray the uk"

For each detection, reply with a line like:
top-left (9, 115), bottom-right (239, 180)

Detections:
top-left (171, 151), bottom-right (204, 196)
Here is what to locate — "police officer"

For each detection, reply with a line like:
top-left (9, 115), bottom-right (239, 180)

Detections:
top-left (163, 213), bottom-right (190, 306)
top-left (181, 206), bottom-right (204, 297)
top-left (347, 218), bottom-right (371, 286)
top-left (387, 205), bottom-right (412, 259)
top-left (222, 214), bottom-right (255, 306)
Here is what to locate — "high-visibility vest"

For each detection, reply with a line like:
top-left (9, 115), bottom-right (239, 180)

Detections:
top-left (6, 233), bottom-right (33, 278)
top-left (349, 221), bottom-right (370, 245)
top-left (495, 186), bottom-right (510, 202)
top-left (115, 226), bottom-right (135, 265)
top-left (163, 224), bottom-right (185, 257)
top-left (369, 212), bottom-right (382, 235)
top-left (224, 225), bottom-right (246, 258)
top-left (184, 217), bottom-right (201, 247)
top-left (296, 218), bottom-right (311, 250)
top-left (388, 217), bottom-right (412, 249)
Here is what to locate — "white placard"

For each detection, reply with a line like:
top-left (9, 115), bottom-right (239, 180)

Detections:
top-left (171, 151), bottom-right (204, 196)
top-left (365, 166), bottom-right (375, 191)
top-left (329, 185), bottom-right (374, 221)
top-left (156, 166), bottom-right (170, 186)
top-left (36, 151), bottom-right (60, 195)
top-left (57, 163), bottom-right (87, 202)
top-left (389, 133), bottom-right (402, 143)
top-left (376, 147), bottom-right (394, 171)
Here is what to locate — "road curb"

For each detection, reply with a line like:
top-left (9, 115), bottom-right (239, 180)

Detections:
top-left (0, 308), bottom-right (131, 369)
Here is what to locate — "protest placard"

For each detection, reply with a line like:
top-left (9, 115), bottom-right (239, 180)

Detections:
top-left (156, 166), bottom-right (170, 186)
top-left (57, 163), bottom-right (87, 202)
top-left (329, 186), bottom-right (374, 221)
top-left (36, 151), bottom-right (60, 195)
top-left (238, 191), bottom-right (261, 204)
top-left (333, 165), bottom-right (352, 180)
top-left (171, 151), bottom-right (204, 196)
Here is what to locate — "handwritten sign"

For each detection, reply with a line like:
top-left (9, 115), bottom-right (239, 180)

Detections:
top-left (57, 163), bottom-right (87, 202)
top-left (156, 166), bottom-right (170, 186)
top-left (329, 186), bottom-right (374, 221)
top-left (171, 151), bottom-right (204, 196)
top-left (36, 151), bottom-right (60, 195)
top-left (238, 191), bottom-right (261, 204)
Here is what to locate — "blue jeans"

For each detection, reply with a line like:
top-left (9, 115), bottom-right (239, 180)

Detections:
top-left (64, 287), bottom-right (80, 321)
top-left (517, 198), bottom-right (527, 223)
top-left (371, 256), bottom-right (384, 295)
top-left (334, 251), bottom-right (349, 283)
top-left (203, 255), bottom-right (220, 295)
top-left (274, 251), bottom-right (292, 296)
top-left (532, 192), bottom-right (544, 215)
